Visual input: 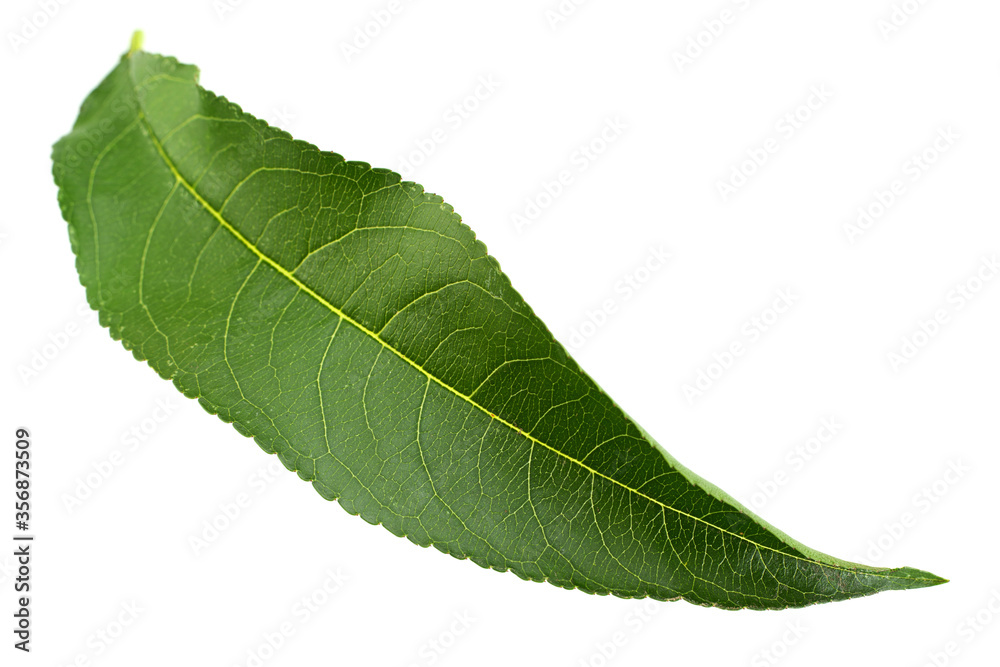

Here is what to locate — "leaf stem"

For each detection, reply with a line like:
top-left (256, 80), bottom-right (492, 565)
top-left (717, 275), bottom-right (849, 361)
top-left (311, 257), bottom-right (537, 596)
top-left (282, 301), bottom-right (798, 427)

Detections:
top-left (128, 30), bottom-right (144, 57)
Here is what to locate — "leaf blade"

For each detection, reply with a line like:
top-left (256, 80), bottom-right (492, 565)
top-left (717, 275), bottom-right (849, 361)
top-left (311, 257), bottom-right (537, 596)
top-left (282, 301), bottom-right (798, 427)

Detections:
top-left (51, 42), bottom-right (945, 609)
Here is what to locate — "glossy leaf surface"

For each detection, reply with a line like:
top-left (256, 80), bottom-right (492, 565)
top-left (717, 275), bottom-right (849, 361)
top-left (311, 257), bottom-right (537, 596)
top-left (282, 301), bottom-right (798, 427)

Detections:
top-left (52, 38), bottom-right (945, 609)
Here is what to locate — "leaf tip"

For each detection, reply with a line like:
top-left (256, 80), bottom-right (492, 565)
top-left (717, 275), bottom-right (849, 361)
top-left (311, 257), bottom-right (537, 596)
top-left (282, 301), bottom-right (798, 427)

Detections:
top-left (887, 565), bottom-right (949, 590)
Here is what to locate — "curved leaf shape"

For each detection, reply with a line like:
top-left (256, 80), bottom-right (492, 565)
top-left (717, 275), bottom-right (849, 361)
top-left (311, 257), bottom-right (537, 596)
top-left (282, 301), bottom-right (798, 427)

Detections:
top-left (51, 37), bottom-right (945, 609)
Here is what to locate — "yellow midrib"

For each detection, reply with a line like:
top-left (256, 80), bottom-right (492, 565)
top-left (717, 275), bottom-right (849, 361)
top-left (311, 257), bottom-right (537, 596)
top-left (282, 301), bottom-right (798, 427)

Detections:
top-left (134, 108), bottom-right (919, 585)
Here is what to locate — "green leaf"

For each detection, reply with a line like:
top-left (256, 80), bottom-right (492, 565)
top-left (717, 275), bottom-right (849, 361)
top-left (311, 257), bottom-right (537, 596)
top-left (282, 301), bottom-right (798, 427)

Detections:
top-left (51, 35), bottom-right (945, 610)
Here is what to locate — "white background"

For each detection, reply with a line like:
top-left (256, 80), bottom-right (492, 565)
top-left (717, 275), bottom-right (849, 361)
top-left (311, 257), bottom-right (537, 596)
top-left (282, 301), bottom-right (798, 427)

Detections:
top-left (2, 1), bottom-right (998, 665)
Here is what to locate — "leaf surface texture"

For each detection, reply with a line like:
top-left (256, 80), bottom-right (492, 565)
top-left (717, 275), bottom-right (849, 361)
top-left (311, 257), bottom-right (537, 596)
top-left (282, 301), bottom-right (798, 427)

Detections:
top-left (51, 42), bottom-right (945, 609)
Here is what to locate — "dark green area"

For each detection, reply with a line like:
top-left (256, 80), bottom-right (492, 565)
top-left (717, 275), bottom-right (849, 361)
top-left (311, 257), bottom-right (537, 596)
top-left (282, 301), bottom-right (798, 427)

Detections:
top-left (52, 38), bottom-right (945, 609)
